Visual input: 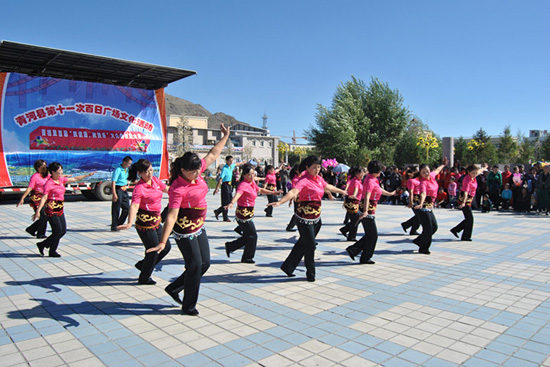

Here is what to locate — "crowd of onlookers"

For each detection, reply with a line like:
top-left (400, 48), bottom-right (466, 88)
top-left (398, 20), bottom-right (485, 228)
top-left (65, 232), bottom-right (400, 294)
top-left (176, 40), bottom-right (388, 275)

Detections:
top-left (216, 160), bottom-right (550, 215)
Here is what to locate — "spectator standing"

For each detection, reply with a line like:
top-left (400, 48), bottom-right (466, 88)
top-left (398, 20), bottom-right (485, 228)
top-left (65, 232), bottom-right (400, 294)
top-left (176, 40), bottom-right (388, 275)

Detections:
top-left (487, 165), bottom-right (502, 211)
top-left (536, 165), bottom-right (550, 215)
top-left (213, 156), bottom-right (244, 222)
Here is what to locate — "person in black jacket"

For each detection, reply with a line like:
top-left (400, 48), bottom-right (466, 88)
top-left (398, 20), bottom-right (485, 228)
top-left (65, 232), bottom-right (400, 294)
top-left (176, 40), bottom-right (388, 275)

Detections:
top-left (536, 165), bottom-right (550, 215)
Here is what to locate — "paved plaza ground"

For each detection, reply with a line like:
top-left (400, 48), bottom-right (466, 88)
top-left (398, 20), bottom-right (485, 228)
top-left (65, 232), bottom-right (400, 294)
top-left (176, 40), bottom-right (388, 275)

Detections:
top-left (1, 192), bottom-right (550, 366)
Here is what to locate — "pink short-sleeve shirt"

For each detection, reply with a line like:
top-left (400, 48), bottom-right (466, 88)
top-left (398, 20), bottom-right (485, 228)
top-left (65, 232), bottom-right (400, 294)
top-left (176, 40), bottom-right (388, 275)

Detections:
top-left (168, 159), bottom-right (208, 209)
top-left (132, 176), bottom-right (166, 212)
top-left (347, 177), bottom-right (363, 201)
top-left (29, 172), bottom-right (49, 194)
top-left (295, 172), bottom-right (328, 202)
top-left (461, 175), bottom-right (478, 197)
top-left (419, 172), bottom-right (439, 198)
top-left (236, 180), bottom-right (260, 207)
top-left (43, 176), bottom-right (69, 201)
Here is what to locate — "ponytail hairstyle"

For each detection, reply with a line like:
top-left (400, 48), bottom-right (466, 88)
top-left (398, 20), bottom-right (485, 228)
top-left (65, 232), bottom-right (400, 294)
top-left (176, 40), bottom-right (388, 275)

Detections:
top-left (34, 159), bottom-right (48, 178)
top-left (48, 162), bottom-right (63, 175)
top-left (348, 166), bottom-right (361, 178)
top-left (266, 165), bottom-right (274, 174)
top-left (299, 155), bottom-right (320, 173)
top-left (289, 164), bottom-right (300, 180)
top-left (129, 159), bottom-right (152, 182)
top-left (169, 152), bottom-right (202, 185)
top-left (239, 163), bottom-right (255, 183)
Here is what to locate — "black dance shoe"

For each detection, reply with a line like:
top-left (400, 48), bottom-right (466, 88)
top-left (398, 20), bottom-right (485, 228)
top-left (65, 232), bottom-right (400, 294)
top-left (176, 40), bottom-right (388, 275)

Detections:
top-left (165, 286), bottom-right (182, 305)
top-left (139, 278), bottom-right (157, 285)
top-left (182, 308), bottom-right (199, 316)
top-left (345, 247), bottom-right (355, 261)
top-left (26, 227), bottom-right (36, 237)
top-left (280, 265), bottom-right (295, 277)
top-left (285, 226), bottom-right (296, 232)
top-left (225, 243), bottom-right (231, 258)
top-left (339, 227), bottom-right (348, 237)
top-left (450, 229), bottom-right (459, 238)
top-left (306, 276), bottom-right (315, 282)
top-left (360, 259), bottom-right (375, 264)
top-left (400, 223), bottom-right (408, 233)
top-left (135, 261), bottom-right (143, 271)
top-left (241, 259), bottom-right (255, 264)
top-left (418, 249), bottom-right (431, 255)
top-left (213, 209), bottom-right (220, 220)
top-left (461, 238), bottom-right (472, 241)
top-left (36, 243), bottom-right (45, 256)
top-left (36, 235), bottom-right (47, 239)
top-left (48, 252), bottom-right (61, 258)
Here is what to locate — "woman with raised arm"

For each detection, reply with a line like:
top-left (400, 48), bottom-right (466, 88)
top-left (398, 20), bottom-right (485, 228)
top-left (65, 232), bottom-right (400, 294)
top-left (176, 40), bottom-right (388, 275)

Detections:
top-left (413, 157), bottom-right (448, 254)
top-left (17, 159), bottom-right (49, 239)
top-left (34, 162), bottom-right (95, 257)
top-left (450, 163), bottom-right (487, 241)
top-left (268, 155), bottom-right (348, 282)
top-left (146, 124), bottom-right (230, 316)
top-left (224, 164), bottom-right (281, 263)
top-left (118, 159), bottom-right (171, 285)
top-left (345, 160), bottom-right (397, 264)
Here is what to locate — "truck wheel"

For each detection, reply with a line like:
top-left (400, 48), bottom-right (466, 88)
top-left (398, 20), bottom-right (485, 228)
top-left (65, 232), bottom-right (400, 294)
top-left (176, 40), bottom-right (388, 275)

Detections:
top-left (95, 181), bottom-right (113, 201)
top-left (81, 189), bottom-right (97, 200)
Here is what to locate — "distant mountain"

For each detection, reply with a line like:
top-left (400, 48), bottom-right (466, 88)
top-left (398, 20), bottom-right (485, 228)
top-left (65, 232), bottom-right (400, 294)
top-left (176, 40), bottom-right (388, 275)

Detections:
top-left (165, 94), bottom-right (251, 129)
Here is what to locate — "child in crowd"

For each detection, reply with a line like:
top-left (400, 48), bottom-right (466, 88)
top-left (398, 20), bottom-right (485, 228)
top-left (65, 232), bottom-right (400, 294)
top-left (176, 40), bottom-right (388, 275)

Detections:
top-left (448, 176), bottom-right (457, 208)
top-left (481, 193), bottom-right (492, 213)
top-left (501, 183), bottom-right (512, 210)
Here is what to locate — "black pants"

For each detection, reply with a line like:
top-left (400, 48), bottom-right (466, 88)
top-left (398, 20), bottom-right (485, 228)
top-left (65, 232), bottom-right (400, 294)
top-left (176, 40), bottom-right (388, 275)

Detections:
top-left (167, 230), bottom-right (210, 313)
top-left (489, 190), bottom-right (500, 210)
top-left (451, 206), bottom-right (473, 240)
top-left (27, 206), bottom-right (48, 237)
top-left (111, 188), bottom-right (129, 229)
top-left (226, 220), bottom-right (257, 261)
top-left (265, 194), bottom-right (278, 216)
top-left (347, 216), bottom-right (377, 262)
top-left (40, 214), bottom-right (67, 255)
top-left (340, 211), bottom-right (360, 240)
top-left (286, 202), bottom-right (299, 230)
top-left (216, 183), bottom-right (232, 220)
top-left (135, 225), bottom-right (171, 283)
top-left (281, 219), bottom-right (321, 280)
top-left (414, 210), bottom-right (437, 252)
top-left (401, 209), bottom-right (420, 234)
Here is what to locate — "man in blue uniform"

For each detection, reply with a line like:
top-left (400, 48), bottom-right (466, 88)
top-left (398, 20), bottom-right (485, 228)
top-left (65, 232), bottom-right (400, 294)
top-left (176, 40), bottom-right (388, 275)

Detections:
top-left (111, 156), bottom-right (132, 231)
top-left (213, 155), bottom-right (243, 221)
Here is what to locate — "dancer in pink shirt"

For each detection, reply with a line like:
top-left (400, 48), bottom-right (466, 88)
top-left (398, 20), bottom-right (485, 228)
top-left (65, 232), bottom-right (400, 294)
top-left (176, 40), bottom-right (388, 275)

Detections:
top-left (17, 159), bottom-right (50, 239)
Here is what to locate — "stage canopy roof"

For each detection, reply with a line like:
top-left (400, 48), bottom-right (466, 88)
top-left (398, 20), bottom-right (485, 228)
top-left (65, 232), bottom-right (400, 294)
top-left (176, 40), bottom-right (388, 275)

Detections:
top-left (0, 40), bottom-right (196, 90)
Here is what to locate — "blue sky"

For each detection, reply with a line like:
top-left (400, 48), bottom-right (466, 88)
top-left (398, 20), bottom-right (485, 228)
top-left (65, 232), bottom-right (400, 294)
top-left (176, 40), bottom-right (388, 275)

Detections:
top-left (1, 0), bottom-right (548, 143)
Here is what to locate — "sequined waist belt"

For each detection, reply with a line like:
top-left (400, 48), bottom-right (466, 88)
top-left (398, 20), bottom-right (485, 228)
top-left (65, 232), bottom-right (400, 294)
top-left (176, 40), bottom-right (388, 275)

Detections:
top-left (423, 196), bottom-right (434, 209)
top-left (174, 207), bottom-right (206, 234)
top-left (457, 192), bottom-right (473, 207)
top-left (236, 206), bottom-right (254, 221)
top-left (45, 199), bottom-right (64, 216)
top-left (295, 200), bottom-right (321, 220)
top-left (29, 191), bottom-right (43, 209)
top-left (136, 209), bottom-right (161, 231)
top-left (265, 184), bottom-right (276, 191)
top-left (344, 197), bottom-right (360, 213)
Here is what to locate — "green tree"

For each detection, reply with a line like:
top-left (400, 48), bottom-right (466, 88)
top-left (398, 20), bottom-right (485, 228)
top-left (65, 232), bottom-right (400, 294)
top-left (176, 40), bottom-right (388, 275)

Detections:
top-left (307, 76), bottom-right (410, 165)
top-left (517, 132), bottom-right (536, 163)
top-left (497, 126), bottom-right (518, 163)
top-left (540, 135), bottom-right (550, 161)
top-left (394, 117), bottom-right (441, 167)
top-left (454, 137), bottom-right (469, 166)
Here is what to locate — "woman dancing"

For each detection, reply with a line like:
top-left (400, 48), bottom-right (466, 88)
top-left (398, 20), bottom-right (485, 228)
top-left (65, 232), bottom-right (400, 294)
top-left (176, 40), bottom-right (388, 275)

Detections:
top-left (346, 160), bottom-right (396, 264)
top-left (264, 164), bottom-right (282, 217)
top-left (339, 167), bottom-right (364, 241)
top-left (34, 162), bottom-right (94, 257)
top-left (147, 124), bottom-right (230, 316)
top-left (17, 159), bottom-right (49, 239)
top-left (400, 168), bottom-right (421, 235)
top-left (413, 157), bottom-right (448, 254)
top-left (224, 164), bottom-right (281, 263)
top-left (450, 164), bottom-right (487, 241)
top-left (269, 155), bottom-right (347, 282)
top-left (284, 164), bottom-right (301, 232)
top-left (118, 159), bottom-right (171, 285)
